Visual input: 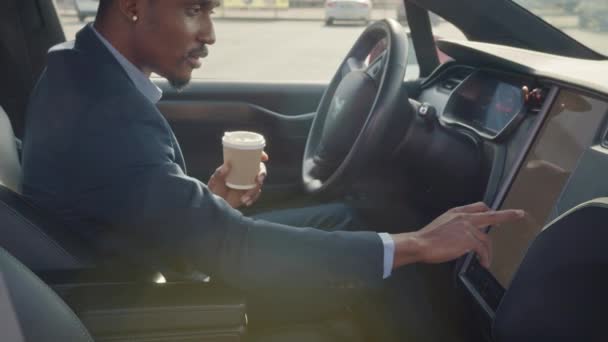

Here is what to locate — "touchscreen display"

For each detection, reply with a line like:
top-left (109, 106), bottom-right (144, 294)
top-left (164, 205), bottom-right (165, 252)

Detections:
top-left (489, 90), bottom-right (607, 287)
top-left (445, 71), bottom-right (525, 135)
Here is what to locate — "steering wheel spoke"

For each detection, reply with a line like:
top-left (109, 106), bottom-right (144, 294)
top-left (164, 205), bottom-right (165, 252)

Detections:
top-left (302, 158), bottom-right (324, 192)
top-left (341, 57), bottom-right (365, 78)
top-left (364, 50), bottom-right (387, 84)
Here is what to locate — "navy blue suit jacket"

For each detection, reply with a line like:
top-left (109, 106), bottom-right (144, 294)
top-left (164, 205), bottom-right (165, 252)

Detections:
top-left (22, 26), bottom-right (383, 289)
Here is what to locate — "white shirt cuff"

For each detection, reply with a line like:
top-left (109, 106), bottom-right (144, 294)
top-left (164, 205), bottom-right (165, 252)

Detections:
top-left (378, 232), bottom-right (395, 279)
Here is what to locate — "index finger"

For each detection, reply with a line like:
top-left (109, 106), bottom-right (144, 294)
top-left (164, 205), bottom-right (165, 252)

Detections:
top-left (214, 163), bottom-right (230, 178)
top-left (468, 209), bottom-right (526, 229)
top-left (449, 202), bottom-right (491, 214)
top-left (261, 151), bottom-right (269, 162)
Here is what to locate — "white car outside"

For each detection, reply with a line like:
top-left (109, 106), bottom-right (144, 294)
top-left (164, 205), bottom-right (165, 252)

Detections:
top-left (324, 0), bottom-right (372, 26)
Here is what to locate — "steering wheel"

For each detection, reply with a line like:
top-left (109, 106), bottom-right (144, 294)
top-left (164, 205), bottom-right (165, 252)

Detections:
top-left (302, 19), bottom-right (412, 194)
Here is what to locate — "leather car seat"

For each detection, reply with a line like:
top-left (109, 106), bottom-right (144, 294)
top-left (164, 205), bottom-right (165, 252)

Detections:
top-left (0, 106), bottom-right (21, 193)
top-left (0, 105), bottom-right (91, 272)
top-left (0, 246), bottom-right (93, 341)
top-left (0, 106), bottom-right (162, 282)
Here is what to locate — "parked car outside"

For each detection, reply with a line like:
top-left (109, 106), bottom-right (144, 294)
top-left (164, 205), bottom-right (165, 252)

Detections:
top-left (396, 5), bottom-right (441, 26)
top-left (561, 0), bottom-right (581, 13)
top-left (74, 0), bottom-right (99, 22)
top-left (324, 0), bottom-right (372, 26)
top-left (576, 1), bottom-right (608, 31)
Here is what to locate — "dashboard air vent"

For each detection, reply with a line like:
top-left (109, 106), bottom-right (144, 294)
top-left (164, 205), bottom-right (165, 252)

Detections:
top-left (439, 68), bottom-right (472, 92)
top-left (441, 78), bottom-right (461, 91)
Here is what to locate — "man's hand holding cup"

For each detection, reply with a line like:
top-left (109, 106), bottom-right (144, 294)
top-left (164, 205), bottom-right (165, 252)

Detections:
top-left (208, 131), bottom-right (268, 209)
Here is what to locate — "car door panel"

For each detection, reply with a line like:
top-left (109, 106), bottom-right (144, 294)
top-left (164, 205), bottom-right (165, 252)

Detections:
top-left (156, 80), bottom-right (327, 200)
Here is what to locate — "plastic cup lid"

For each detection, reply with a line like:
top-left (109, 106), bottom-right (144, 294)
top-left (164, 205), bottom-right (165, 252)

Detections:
top-left (222, 131), bottom-right (266, 150)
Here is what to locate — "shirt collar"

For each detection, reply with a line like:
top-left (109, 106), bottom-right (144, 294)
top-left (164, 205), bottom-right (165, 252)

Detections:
top-left (90, 24), bottom-right (163, 104)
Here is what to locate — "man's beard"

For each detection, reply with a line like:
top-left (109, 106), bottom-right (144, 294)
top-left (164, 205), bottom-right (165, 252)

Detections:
top-left (168, 76), bottom-right (190, 91)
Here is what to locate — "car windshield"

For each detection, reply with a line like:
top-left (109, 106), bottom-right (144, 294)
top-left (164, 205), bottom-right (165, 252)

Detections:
top-left (512, 0), bottom-right (608, 56)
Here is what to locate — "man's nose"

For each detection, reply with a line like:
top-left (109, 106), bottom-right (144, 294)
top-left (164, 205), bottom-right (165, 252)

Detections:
top-left (198, 21), bottom-right (216, 45)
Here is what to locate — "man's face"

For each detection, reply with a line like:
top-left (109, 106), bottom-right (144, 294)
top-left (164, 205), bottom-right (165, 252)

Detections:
top-left (134, 0), bottom-right (217, 89)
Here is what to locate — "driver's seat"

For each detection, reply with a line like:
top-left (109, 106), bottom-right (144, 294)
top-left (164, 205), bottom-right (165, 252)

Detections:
top-left (0, 105), bottom-right (21, 192)
top-left (0, 246), bottom-right (93, 341)
top-left (0, 105), bottom-right (92, 272)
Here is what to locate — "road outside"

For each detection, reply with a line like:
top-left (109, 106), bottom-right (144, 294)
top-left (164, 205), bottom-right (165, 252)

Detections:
top-left (54, 2), bottom-right (607, 82)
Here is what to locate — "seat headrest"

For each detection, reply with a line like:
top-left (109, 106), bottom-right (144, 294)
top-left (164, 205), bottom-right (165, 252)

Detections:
top-left (0, 106), bottom-right (21, 193)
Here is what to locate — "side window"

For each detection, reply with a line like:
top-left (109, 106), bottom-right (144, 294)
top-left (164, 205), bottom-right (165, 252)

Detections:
top-left (54, 0), bottom-right (100, 27)
top-left (52, 0), bottom-right (439, 82)
top-left (395, 2), bottom-right (420, 81)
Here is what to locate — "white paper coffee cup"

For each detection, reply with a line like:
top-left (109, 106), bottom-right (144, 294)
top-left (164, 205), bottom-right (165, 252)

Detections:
top-left (222, 131), bottom-right (266, 190)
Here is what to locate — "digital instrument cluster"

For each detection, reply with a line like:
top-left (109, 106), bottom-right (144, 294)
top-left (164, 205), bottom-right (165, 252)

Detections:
top-left (442, 70), bottom-right (529, 139)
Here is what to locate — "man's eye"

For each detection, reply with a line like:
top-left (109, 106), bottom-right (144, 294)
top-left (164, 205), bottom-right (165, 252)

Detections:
top-left (186, 6), bottom-right (202, 16)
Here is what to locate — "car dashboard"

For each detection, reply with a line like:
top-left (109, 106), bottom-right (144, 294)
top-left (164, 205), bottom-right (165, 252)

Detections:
top-left (398, 39), bottom-right (608, 340)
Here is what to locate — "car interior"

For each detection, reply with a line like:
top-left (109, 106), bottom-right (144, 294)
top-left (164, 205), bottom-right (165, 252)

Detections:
top-left (1, 0), bottom-right (608, 341)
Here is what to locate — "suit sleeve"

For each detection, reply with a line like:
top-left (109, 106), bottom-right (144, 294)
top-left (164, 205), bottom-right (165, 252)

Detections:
top-left (69, 100), bottom-right (385, 290)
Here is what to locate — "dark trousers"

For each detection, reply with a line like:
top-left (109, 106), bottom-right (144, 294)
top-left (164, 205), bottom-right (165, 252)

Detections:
top-left (247, 203), bottom-right (369, 341)
top-left (247, 203), bottom-right (457, 342)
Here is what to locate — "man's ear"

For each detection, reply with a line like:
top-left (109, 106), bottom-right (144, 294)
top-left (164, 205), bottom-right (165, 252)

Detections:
top-left (116, 0), bottom-right (140, 22)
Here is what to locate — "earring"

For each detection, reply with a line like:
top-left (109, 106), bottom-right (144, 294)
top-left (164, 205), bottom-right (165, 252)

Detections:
top-left (132, 15), bottom-right (138, 22)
